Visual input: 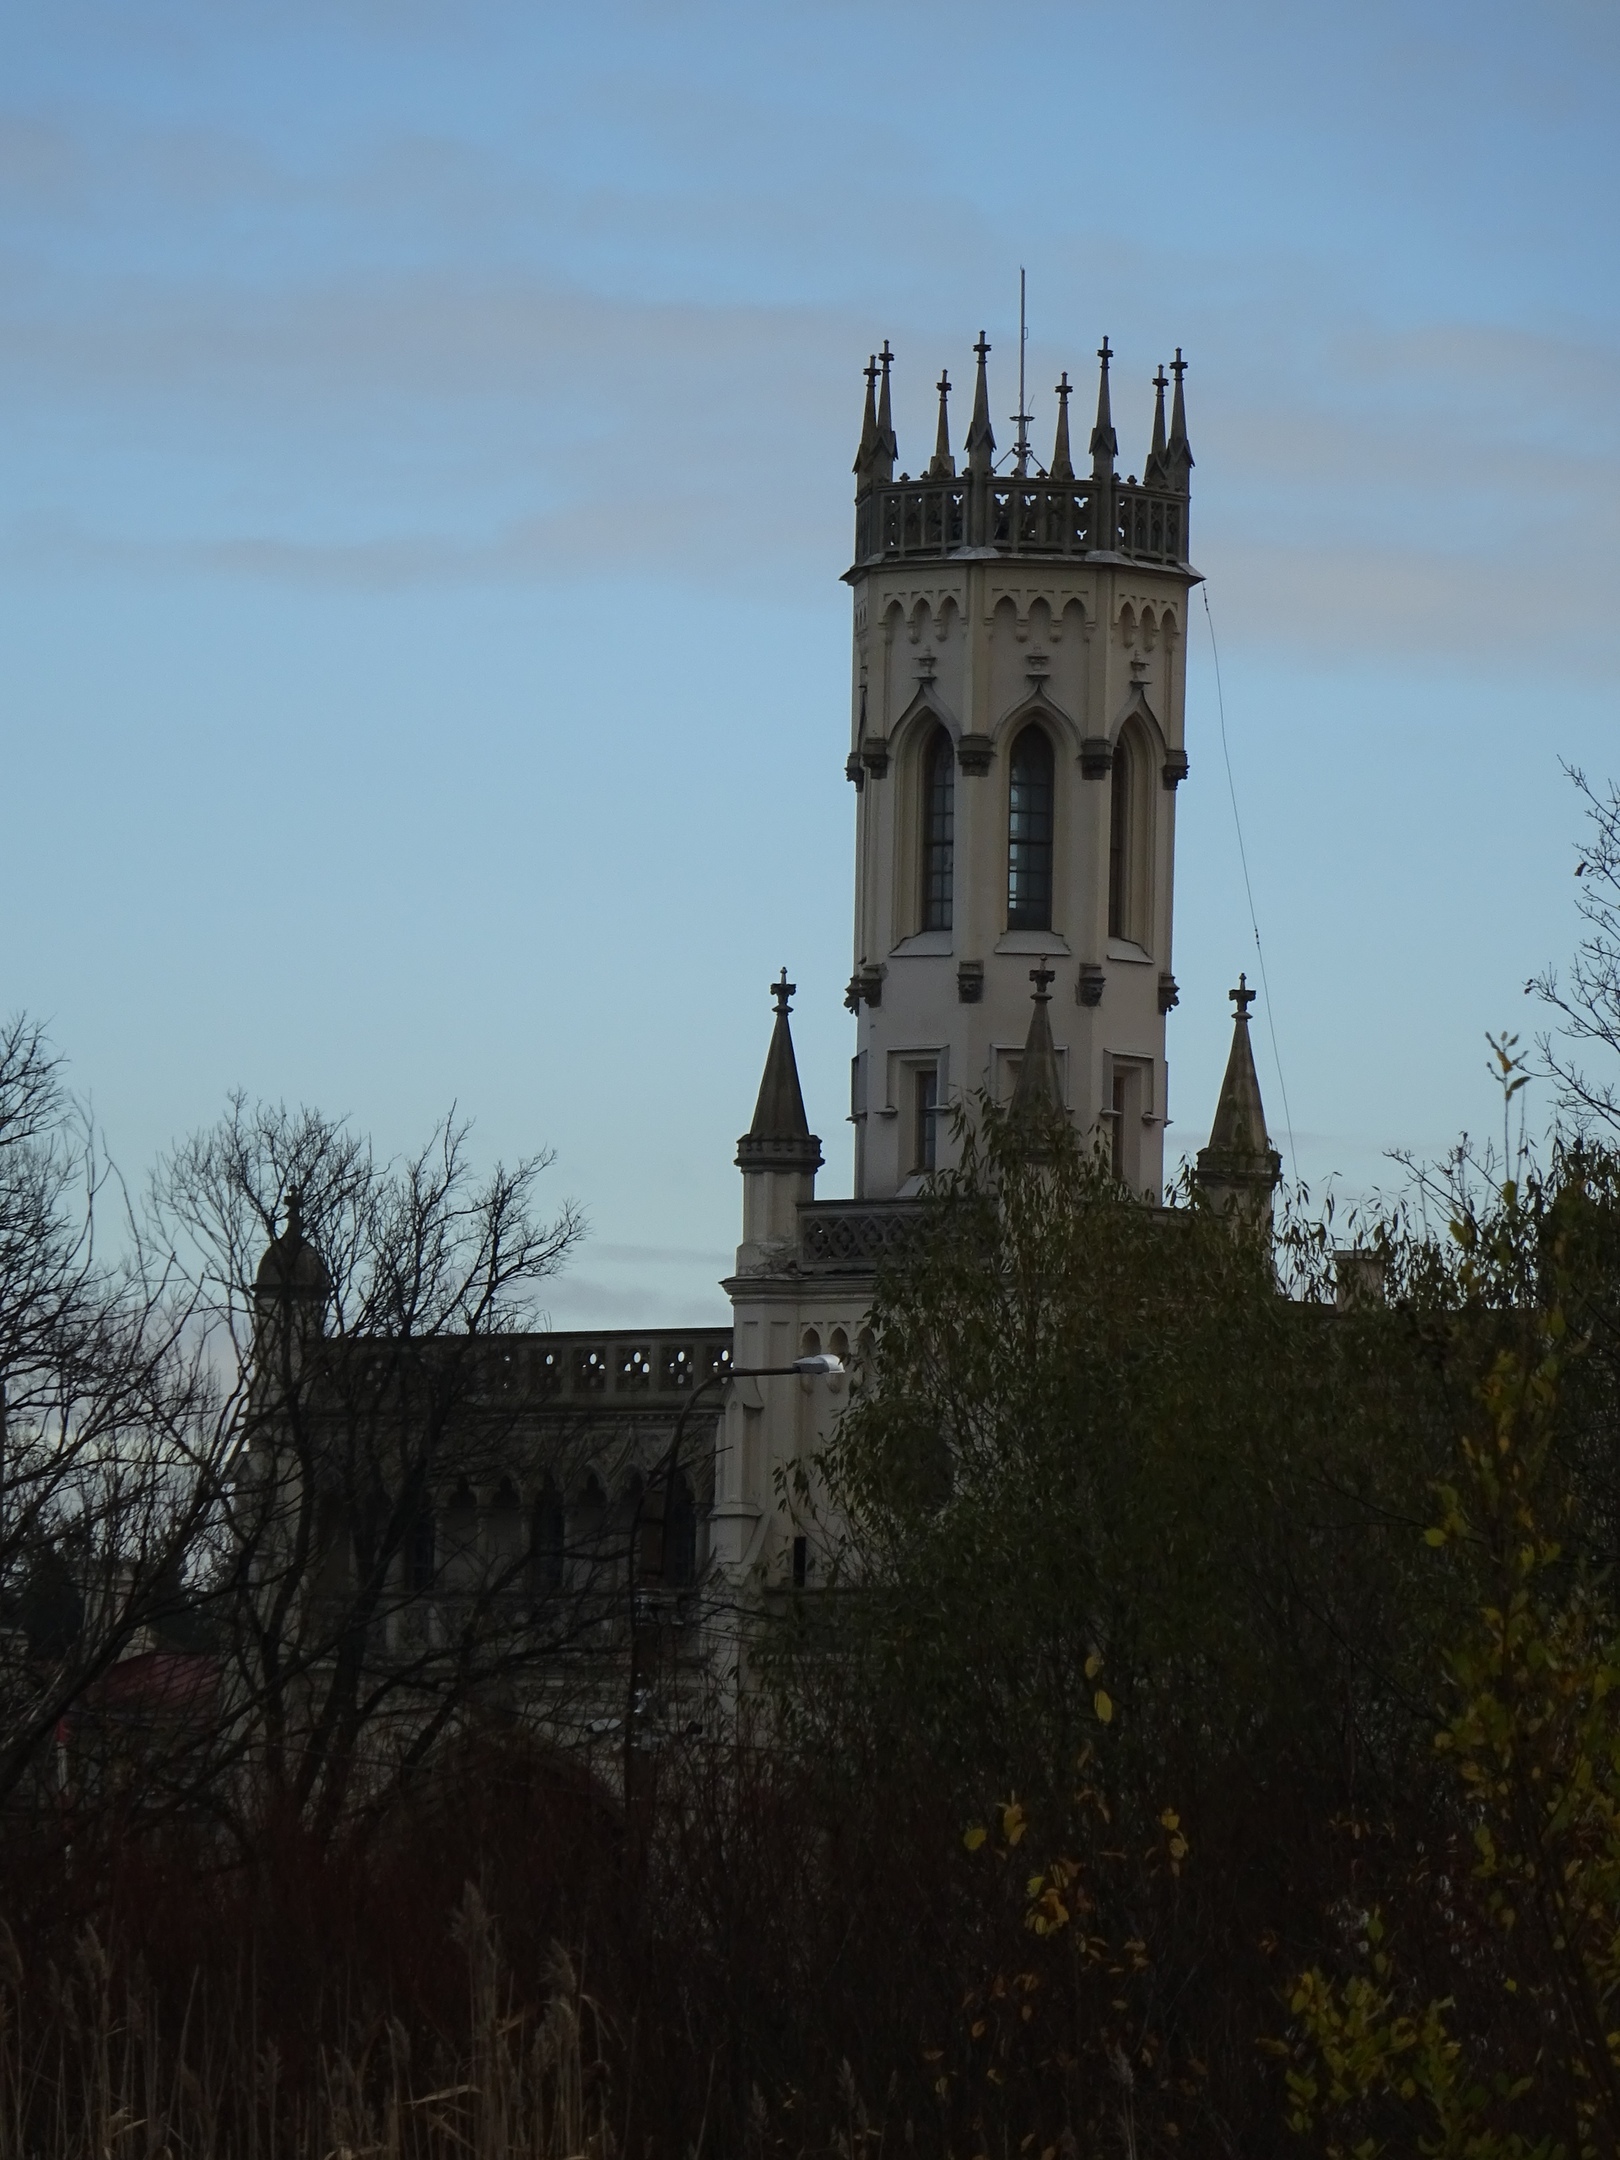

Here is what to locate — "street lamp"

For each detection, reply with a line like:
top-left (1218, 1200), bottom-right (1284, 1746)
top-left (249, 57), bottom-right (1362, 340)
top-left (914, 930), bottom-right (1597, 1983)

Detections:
top-left (641, 1353), bottom-right (845, 1591)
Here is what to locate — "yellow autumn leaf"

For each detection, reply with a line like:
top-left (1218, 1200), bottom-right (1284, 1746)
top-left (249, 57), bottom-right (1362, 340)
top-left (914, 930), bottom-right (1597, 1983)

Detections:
top-left (964, 1824), bottom-right (987, 1851)
top-left (1003, 1801), bottom-right (1027, 1845)
top-left (1084, 1652), bottom-right (1102, 1680)
top-left (1094, 1689), bottom-right (1114, 1725)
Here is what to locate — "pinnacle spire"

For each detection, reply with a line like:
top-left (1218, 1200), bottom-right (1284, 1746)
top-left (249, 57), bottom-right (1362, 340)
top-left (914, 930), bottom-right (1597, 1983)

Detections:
top-left (1089, 336), bottom-right (1118, 482)
top-left (1144, 365), bottom-right (1169, 488)
top-left (1165, 347), bottom-right (1193, 493)
top-left (1049, 371), bottom-right (1074, 482)
top-left (1193, 973), bottom-right (1281, 1221)
top-left (853, 354), bottom-right (880, 486)
top-left (965, 332), bottom-right (995, 475)
top-left (1008, 964), bottom-right (1065, 1142)
top-left (875, 340), bottom-right (897, 483)
top-left (736, 969), bottom-right (823, 1175)
top-left (928, 370), bottom-right (955, 477)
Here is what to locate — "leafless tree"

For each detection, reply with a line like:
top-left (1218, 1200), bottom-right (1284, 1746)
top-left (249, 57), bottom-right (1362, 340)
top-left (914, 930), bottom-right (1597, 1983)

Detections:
top-left (146, 1097), bottom-right (657, 1849)
top-left (1532, 765), bottom-right (1620, 1134)
top-left (0, 1016), bottom-right (233, 1815)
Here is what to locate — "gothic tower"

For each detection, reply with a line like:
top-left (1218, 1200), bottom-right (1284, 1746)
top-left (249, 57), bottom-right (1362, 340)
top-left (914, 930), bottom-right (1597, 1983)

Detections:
top-left (844, 335), bottom-right (1196, 1197)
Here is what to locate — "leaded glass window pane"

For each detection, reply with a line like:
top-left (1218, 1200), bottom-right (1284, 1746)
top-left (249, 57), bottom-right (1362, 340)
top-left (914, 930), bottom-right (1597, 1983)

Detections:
top-left (1007, 728), bottom-right (1054, 930)
top-left (922, 729), bottom-right (954, 931)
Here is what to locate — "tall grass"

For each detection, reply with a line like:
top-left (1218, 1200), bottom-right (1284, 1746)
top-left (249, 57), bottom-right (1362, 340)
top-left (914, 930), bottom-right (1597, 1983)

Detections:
top-left (0, 1887), bottom-right (611, 2160)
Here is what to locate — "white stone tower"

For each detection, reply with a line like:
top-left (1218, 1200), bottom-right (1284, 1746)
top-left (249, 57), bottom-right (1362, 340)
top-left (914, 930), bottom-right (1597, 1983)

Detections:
top-left (843, 333), bottom-right (1196, 1198)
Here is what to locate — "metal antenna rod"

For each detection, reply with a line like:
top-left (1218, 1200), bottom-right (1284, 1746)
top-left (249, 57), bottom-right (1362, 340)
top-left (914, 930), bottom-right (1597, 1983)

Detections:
top-left (1012, 267), bottom-right (1032, 477)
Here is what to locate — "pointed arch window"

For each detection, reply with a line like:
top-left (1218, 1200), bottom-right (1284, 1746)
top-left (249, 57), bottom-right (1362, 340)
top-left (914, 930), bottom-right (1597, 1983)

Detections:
top-left (1108, 724), bottom-right (1152, 944)
top-left (920, 728), bottom-right (954, 932)
top-left (1108, 738), bottom-right (1131, 938)
top-left (1007, 727), bottom-right (1054, 931)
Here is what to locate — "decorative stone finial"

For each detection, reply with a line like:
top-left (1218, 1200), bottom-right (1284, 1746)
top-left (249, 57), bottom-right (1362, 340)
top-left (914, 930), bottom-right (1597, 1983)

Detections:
top-left (1165, 347), bottom-right (1193, 492)
top-left (853, 354), bottom-right (880, 484)
top-left (929, 370), bottom-right (955, 477)
top-left (1090, 336), bottom-right (1118, 482)
top-left (966, 332), bottom-right (995, 475)
top-left (1145, 365), bottom-right (1169, 488)
top-left (1049, 371), bottom-right (1074, 481)
top-left (875, 340), bottom-right (897, 483)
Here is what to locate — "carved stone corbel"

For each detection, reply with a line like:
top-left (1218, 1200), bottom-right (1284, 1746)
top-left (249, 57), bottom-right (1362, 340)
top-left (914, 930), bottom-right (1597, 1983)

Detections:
top-left (1080, 737), bottom-right (1114, 778)
top-left (956, 734), bottom-right (994, 776)
top-left (1162, 749), bottom-right (1189, 790)
top-left (957, 961), bottom-right (984, 1004)
top-left (844, 964), bottom-right (885, 1012)
top-left (859, 737), bottom-right (890, 778)
top-left (1076, 963), bottom-right (1105, 1007)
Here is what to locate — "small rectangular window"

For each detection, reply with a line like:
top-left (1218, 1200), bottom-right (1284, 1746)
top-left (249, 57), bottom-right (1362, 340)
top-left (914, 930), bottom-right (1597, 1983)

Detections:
top-left (791, 1535), bottom-right (808, 1588)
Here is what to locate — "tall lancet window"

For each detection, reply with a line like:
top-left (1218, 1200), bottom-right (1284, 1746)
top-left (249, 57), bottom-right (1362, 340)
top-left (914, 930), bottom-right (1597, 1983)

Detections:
top-left (1108, 735), bottom-right (1132, 939)
top-left (921, 728), bottom-right (954, 931)
top-left (1007, 726), bottom-right (1055, 930)
top-left (1108, 723), bottom-right (1150, 943)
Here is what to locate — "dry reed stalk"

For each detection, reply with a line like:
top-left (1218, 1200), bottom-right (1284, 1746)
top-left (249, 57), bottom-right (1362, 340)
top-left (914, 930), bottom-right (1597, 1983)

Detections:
top-left (0, 1891), bottom-right (609, 2160)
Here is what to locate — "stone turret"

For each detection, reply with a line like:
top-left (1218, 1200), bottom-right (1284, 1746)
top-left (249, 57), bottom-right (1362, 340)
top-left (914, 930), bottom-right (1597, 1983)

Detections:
top-left (735, 971), bottom-right (822, 1273)
top-left (844, 326), bottom-right (1195, 1199)
top-left (1194, 975), bottom-right (1282, 1228)
top-left (252, 1186), bottom-right (330, 1377)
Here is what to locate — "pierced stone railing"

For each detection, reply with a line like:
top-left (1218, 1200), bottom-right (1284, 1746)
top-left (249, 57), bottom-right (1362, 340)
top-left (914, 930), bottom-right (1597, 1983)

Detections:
top-left (852, 473), bottom-right (1187, 570)
top-left (476, 1330), bottom-right (734, 1404)
top-left (798, 1200), bottom-right (925, 1275)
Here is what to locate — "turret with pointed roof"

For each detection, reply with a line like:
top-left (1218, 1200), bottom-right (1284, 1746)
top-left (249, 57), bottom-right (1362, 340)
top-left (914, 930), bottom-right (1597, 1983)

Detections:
top-left (1193, 975), bottom-right (1282, 1227)
top-left (735, 972), bottom-right (822, 1275)
top-left (737, 970), bottom-right (823, 1176)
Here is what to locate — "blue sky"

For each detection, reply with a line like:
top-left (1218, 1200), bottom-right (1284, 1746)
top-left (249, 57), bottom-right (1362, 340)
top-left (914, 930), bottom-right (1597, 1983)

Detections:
top-left (3, 0), bottom-right (1617, 1322)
